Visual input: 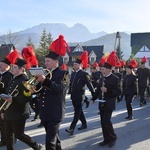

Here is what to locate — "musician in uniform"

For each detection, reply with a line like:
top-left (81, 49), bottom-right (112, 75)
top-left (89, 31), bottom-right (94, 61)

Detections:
top-left (91, 51), bottom-right (121, 148)
top-left (120, 60), bottom-right (127, 101)
top-left (113, 63), bottom-right (122, 102)
top-left (0, 57), bottom-right (13, 147)
top-left (22, 46), bottom-right (41, 124)
top-left (136, 56), bottom-right (150, 106)
top-left (65, 51), bottom-right (95, 135)
top-left (2, 58), bottom-right (42, 150)
top-left (122, 59), bottom-right (138, 120)
top-left (35, 35), bottom-right (69, 150)
top-left (91, 62), bottom-right (101, 89)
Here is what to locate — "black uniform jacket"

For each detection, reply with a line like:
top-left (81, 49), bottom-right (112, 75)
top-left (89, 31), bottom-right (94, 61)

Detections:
top-left (69, 70), bottom-right (94, 102)
top-left (38, 67), bottom-right (69, 122)
top-left (92, 73), bottom-right (121, 110)
top-left (123, 74), bottom-right (137, 96)
top-left (136, 67), bottom-right (150, 86)
top-left (4, 74), bottom-right (31, 120)
top-left (91, 71), bottom-right (101, 88)
top-left (0, 71), bottom-right (13, 108)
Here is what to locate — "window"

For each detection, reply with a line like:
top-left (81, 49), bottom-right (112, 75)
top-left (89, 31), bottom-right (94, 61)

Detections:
top-left (90, 57), bottom-right (96, 64)
top-left (63, 57), bottom-right (69, 64)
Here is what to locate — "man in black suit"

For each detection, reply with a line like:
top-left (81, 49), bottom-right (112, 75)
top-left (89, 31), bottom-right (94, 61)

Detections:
top-left (0, 58), bottom-right (13, 147)
top-left (136, 57), bottom-right (150, 106)
top-left (2, 58), bottom-right (42, 150)
top-left (91, 52), bottom-right (121, 148)
top-left (36, 35), bottom-right (69, 150)
top-left (65, 57), bottom-right (95, 135)
top-left (91, 62), bottom-right (101, 89)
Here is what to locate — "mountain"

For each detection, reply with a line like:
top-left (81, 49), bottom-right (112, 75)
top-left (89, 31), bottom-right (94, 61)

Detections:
top-left (69, 32), bottom-right (131, 60)
top-left (17, 23), bottom-right (107, 43)
top-left (0, 23), bottom-right (131, 60)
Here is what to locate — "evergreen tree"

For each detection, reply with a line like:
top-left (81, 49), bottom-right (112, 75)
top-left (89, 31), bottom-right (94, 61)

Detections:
top-left (46, 32), bottom-right (53, 47)
top-left (26, 36), bottom-right (35, 48)
top-left (36, 29), bottom-right (53, 67)
top-left (39, 28), bottom-right (49, 52)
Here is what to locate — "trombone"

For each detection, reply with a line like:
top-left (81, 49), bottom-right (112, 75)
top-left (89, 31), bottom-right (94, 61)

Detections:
top-left (0, 85), bottom-right (19, 111)
top-left (22, 69), bottom-right (52, 93)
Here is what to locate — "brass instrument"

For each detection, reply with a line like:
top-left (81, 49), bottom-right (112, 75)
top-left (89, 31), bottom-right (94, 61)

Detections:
top-left (22, 69), bottom-right (52, 93)
top-left (0, 85), bottom-right (19, 111)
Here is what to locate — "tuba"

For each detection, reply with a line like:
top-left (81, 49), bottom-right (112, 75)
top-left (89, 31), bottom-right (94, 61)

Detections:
top-left (22, 69), bottom-right (52, 93)
top-left (0, 85), bottom-right (19, 111)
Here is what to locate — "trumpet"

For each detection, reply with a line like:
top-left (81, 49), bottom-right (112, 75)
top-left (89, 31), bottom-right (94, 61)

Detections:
top-left (22, 69), bottom-right (52, 93)
top-left (0, 85), bottom-right (19, 111)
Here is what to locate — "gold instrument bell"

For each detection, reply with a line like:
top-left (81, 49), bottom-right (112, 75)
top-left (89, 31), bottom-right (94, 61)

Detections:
top-left (22, 69), bottom-right (52, 92)
top-left (0, 85), bottom-right (19, 111)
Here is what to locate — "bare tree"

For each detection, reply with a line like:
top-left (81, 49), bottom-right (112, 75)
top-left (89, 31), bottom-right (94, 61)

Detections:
top-left (0, 30), bottom-right (21, 46)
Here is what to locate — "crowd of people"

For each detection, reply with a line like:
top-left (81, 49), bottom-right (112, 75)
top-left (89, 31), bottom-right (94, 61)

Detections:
top-left (0, 35), bottom-right (150, 149)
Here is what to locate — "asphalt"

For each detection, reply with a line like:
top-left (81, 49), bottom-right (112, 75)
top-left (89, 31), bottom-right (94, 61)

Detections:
top-left (1, 91), bottom-right (150, 150)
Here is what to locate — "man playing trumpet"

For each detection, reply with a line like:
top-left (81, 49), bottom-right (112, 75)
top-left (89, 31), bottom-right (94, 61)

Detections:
top-left (33, 35), bottom-right (70, 150)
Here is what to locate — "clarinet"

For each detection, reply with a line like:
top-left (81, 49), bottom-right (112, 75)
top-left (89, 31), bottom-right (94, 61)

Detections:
top-left (100, 74), bottom-right (105, 106)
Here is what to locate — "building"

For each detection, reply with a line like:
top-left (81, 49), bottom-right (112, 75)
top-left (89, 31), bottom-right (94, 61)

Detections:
top-left (60, 44), bottom-right (104, 74)
top-left (0, 44), bottom-right (14, 61)
top-left (131, 33), bottom-right (150, 67)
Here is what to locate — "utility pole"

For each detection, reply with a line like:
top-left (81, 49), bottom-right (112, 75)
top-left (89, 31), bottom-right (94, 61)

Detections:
top-left (114, 31), bottom-right (122, 60)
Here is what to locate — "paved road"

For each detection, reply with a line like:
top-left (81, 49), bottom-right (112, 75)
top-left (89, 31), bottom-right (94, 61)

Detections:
top-left (1, 91), bottom-right (150, 150)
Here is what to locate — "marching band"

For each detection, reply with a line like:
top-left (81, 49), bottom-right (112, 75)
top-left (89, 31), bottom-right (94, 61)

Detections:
top-left (0, 35), bottom-right (150, 149)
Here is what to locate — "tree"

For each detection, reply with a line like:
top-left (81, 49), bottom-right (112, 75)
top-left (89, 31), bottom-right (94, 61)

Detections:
top-left (26, 36), bottom-right (35, 48)
top-left (0, 30), bottom-right (20, 46)
top-left (39, 28), bottom-right (48, 51)
top-left (36, 29), bottom-right (53, 67)
top-left (126, 53), bottom-right (140, 67)
top-left (46, 32), bottom-right (53, 47)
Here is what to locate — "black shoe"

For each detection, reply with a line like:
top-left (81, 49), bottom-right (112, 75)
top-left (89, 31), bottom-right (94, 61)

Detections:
top-left (143, 101), bottom-right (147, 105)
top-left (140, 102), bottom-right (143, 107)
top-left (78, 124), bottom-right (87, 130)
top-left (65, 128), bottom-right (74, 135)
top-left (0, 141), bottom-right (6, 147)
top-left (99, 140), bottom-right (109, 146)
top-left (125, 116), bottom-right (133, 120)
top-left (109, 140), bottom-right (116, 147)
top-left (128, 116), bottom-right (133, 120)
top-left (34, 144), bottom-right (42, 150)
top-left (37, 123), bottom-right (43, 128)
top-left (31, 118), bottom-right (36, 121)
top-left (125, 116), bottom-right (130, 119)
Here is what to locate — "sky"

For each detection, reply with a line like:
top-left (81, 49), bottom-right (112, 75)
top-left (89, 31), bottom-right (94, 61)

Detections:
top-left (0, 0), bottom-right (150, 34)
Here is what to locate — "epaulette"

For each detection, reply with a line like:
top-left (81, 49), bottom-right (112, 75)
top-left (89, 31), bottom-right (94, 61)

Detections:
top-left (23, 90), bottom-right (31, 97)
